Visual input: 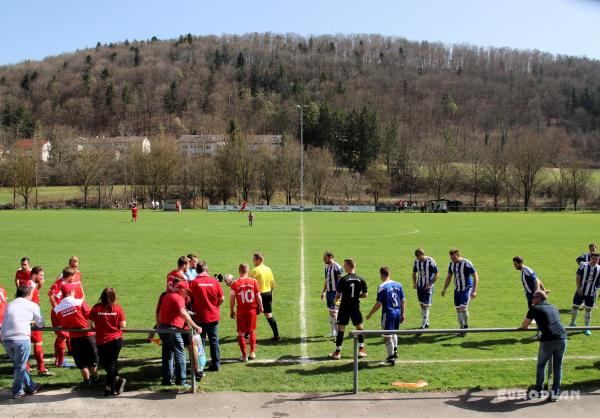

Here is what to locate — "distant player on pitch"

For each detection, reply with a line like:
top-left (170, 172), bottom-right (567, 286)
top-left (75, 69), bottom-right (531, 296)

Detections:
top-left (131, 203), bottom-right (138, 222)
top-left (230, 264), bottom-right (263, 361)
top-left (366, 267), bottom-right (405, 366)
top-left (412, 248), bottom-right (438, 333)
top-left (329, 258), bottom-right (368, 360)
top-left (321, 251), bottom-right (343, 337)
top-left (576, 243), bottom-right (597, 264)
top-left (441, 249), bottom-right (479, 337)
top-left (248, 211), bottom-right (254, 226)
top-left (569, 252), bottom-right (600, 335)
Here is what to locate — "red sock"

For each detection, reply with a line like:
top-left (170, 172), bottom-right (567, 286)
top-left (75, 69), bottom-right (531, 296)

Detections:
top-left (66, 337), bottom-right (72, 353)
top-left (250, 332), bottom-right (257, 353)
top-left (34, 344), bottom-right (46, 372)
top-left (55, 338), bottom-right (66, 366)
top-left (237, 335), bottom-right (247, 357)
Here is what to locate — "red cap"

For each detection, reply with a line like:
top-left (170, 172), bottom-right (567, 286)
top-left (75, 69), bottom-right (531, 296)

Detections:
top-left (61, 283), bottom-right (75, 296)
top-left (174, 281), bottom-right (190, 291)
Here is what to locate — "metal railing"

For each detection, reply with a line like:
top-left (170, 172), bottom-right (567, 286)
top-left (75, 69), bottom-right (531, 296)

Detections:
top-left (26, 326), bottom-right (198, 393)
top-left (349, 326), bottom-right (600, 394)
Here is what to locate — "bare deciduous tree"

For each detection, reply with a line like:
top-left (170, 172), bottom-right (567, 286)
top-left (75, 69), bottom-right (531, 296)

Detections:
top-left (426, 141), bottom-right (455, 201)
top-left (256, 147), bottom-right (278, 205)
top-left (365, 165), bottom-right (389, 205)
top-left (277, 139), bottom-right (300, 205)
top-left (72, 147), bottom-right (111, 208)
top-left (509, 137), bottom-right (548, 211)
top-left (305, 147), bottom-right (334, 204)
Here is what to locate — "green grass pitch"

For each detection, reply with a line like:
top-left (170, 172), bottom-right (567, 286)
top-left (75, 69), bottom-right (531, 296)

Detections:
top-left (1, 210), bottom-right (599, 392)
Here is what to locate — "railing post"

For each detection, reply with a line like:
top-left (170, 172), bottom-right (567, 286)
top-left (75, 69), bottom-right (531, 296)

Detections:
top-left (353, 333), bottom-right (359, 394)
top-left (188, 329), bottom-right (196, 393)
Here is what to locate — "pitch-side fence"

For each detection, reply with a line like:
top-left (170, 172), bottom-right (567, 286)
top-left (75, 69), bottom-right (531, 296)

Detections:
top-left (349, 326), bottom-right (600, 394)
top-left (28, 327), bottom-right (198, 393)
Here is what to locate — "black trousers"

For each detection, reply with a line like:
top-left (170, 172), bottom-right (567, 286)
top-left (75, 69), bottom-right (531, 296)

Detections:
top-left (97, 338), bottom-right (123, 388)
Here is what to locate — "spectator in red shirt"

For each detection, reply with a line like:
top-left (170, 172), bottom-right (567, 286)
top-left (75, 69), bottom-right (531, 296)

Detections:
top-left (48, 268), bottom-right (75, 368)
top-left (89, 288), bottom-right (127, 397)
top-left (53, 283), bottom-right (99, 385)
top-left (158, 281), bottom-right (202, 387)
top-left (190, 261), bottom-right (225, 371)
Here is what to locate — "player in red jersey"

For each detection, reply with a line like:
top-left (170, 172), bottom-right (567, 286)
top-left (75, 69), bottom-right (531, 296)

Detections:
top-left (66, 256), bottom-right (85, 300)
top-left (230, 264), bottom-right (263, 361)
top-left (48, 269), bottom-right (77, 367)
top-left (131, 203), bottom-right (138, 222)
top-left (166, 256), bottom-right (189, 292)
top-left (23, 267), bottom-right (52, 375)
top-left (15, 257), bottom-right (32, 288)
top-left (54, 283), bottom-right (99, 384)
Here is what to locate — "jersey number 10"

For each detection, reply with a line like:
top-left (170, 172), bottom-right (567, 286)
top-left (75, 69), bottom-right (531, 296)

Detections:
top-left (239, 290), bottom-right (255, 304)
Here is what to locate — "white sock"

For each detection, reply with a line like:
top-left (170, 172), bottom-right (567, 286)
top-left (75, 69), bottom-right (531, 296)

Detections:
top-left (457, 311), bottom-right (464, 328)
top-left (393, 334), bottom-right (398, 351)
top-left (421, 307), bottom-right (429, 327)
top-left (463, 310), bottom-right (470, 327)
top-left (585, 309), bottom-right (592, 327)
top-left (385, 338), bottom-right (394, 356)
top-left (571, 308), bottom-right (579, 324)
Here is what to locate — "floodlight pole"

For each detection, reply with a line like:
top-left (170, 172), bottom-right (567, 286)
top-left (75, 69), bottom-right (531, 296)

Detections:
top-left (296, 105), bottom-right (307, 210)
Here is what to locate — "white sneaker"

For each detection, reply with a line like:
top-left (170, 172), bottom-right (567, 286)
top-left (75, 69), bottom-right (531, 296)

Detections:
top-left (239, 356), bottom-right (248, 362)
top-left (249, 352), bottom-right (256, 360)
top-left (329, 351), bottom-right (341, 360)
top-left (358, 348), bottom-right (367, 358)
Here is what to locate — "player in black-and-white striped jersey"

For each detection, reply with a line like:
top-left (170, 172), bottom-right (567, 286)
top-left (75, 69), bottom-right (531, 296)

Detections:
top-left (412, 248), bottom-right (439, 334)
top-left (320, 251), bottom-right (344, 337)
top-left (576, 243), bottom-right (597, 264)
top-left (441, 249), bottom-right (479, 337)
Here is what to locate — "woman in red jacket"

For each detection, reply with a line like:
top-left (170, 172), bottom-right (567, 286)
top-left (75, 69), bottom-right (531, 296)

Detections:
top-left (89, 288), bottom-right (127, 396)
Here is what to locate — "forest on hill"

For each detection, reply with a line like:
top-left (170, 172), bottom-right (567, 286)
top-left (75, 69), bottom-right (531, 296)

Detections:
top-left (1, 33), bottom-right (600, 209)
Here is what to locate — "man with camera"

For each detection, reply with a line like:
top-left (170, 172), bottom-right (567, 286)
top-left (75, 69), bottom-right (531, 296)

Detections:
top-left (189, 261), bottom-right (225, 372)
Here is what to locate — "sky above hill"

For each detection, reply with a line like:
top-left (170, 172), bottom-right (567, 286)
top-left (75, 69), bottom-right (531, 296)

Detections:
top-left (1, 0), bottom-right (599, 65)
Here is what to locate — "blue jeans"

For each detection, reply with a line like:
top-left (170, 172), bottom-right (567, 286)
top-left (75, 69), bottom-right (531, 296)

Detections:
top-left (199, 321), bottom-right (220, 368)
top-left (3, 339), bottom-right (35, 396)
top-left (536, 338), bottom-right (567, 394)
top-left (158, 325), bottom-right (186, 385)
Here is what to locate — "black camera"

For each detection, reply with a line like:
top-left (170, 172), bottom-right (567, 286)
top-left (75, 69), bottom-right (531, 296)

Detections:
top-left (215, 273), bottom-right (224, 282)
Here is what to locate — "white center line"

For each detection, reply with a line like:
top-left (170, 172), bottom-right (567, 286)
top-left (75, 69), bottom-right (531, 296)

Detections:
top-left (299, 211), bottom-right (308, 360)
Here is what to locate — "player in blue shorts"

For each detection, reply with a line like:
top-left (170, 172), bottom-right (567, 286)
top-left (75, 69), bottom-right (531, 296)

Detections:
top-left (412, 248), bottom-right (438, 333)
top-left (441, 249), bottom-right (479, 337)
top-left (569, 252), bottom-right (600, 335)
top-left (366, 267), bottom-right (405, 366)
top-left (513, 256), bottom-right (549, 339)
top-left (320, 251), bottom-right (344, 337)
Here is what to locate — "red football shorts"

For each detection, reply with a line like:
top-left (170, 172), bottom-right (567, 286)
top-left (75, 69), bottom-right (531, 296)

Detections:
top-left (236, 309), bottom-right (257, 334)
top-left (51, 310), bottom-right (68, 338)
top-left (30, 330), bottom-right (43, 343)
